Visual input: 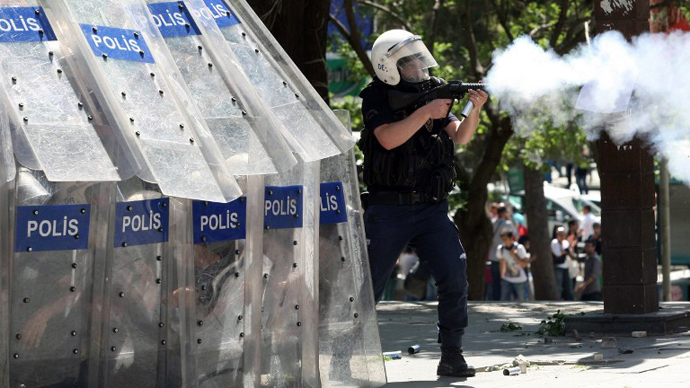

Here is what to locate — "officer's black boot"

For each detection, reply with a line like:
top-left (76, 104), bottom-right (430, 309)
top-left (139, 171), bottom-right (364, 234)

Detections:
top-left (436, 347), bottom-right (476, 377)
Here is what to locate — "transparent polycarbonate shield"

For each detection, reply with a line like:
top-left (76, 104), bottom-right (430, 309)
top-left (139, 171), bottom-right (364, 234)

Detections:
top-left (182, 0), bottom-right (355, 162)
top-left (7, 169), bottom-right (111, 387)
top-left (0, 0), bottom-right (119, 182)
top-left (187, 233), bottom-right (247, 387)
top-left (319, 111), bottom-right (386, 387)
top-left (143, 0), bottom-right (296, 176)
top-left (38, 0), bottom-right (241, 202)
top-left (0, 109), bottom-right (11, 388)
top-left (238, 175), bottom-right (265, 387)
top-left (259, 160), bottom-right (320, 387)
top-left (98, 178), bottom-right (170, 387)
top-left (1, 99), bottom-right (14, 184)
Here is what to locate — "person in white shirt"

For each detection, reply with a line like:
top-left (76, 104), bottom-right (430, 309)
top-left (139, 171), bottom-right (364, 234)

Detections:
top-left (580, 205), bottom-right (596, 240)
top-left (488, 206), bottom-right (518, 300)
top-left (496, 232), bottom-right (529, 301)
top-left (551, 226), bottom-right (576, 300)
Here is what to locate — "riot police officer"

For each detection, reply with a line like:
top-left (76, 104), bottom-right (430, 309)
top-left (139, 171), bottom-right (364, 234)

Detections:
top-left (359, 29), bottom-right (488, 377)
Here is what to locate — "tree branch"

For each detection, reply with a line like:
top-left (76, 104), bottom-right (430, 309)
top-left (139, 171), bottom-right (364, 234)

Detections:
top-left (471, 117), bottom-right (512, 192)
top-left (460, 4), bottom-right (485, 79)
top-left (549, 0), bottom-right (570, 48)
top-left (650, 0), bottom-right (679, 9)
top-left (555, 24), bottom-right (586, 55)
top-left (488, 0), bottom-right (515, 42)
top-left (529, 21), bottom-right (558, 39)
top-left (343, 0), bottom-right (368, 70)
top-left (257, 0), bottom-right (284, 29)
top-left (555, 16), bottom-right (590, 50)
top-left (328, 13), bottom-right (375, 76)
top-left (354, 0), bottom-right (414, 31)
top-left (428, 0), bottom-right (445, 51)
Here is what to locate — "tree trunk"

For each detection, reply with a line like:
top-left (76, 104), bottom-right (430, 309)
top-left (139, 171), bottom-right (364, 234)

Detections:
top-left (523, 166), bottom-right (559, 300)
top-left (454, 202), bottom-right (493, 301)
top-left (247, 0), bottom-right (332, 102)
top-left (453, 110), bottom-right (513, 300)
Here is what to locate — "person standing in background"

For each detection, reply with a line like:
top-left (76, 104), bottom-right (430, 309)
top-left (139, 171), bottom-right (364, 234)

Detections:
top-left (488, 206), bottom-right (518, 300)
top-left (496, 232), bottom-right (529, 301)
top-left (576, 239), bottom-right (602, 301)
top-left (552, 226), bottom-right (576, 300)
top-left (580, 205), bottom-right (596, 240)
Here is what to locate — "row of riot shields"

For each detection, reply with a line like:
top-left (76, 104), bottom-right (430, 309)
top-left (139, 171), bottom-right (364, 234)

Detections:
top-left (0, 159), bottom-right (386, 387)
top-left (1, 0), bottom-right (353, 199)
top-left (0, 0), bottom-right (385, 386)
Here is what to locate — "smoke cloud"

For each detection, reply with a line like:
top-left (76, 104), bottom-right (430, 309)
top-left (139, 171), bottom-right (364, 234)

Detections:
top-left (485, 31), bottom-right (690, 182)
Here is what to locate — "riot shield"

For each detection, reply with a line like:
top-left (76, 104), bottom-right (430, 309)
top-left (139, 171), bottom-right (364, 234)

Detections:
top-left (180, 0), bottom-right (355, 162)
top-left (38, 0), bottom-right (242, 202)
top-left (0, 95), bottom-right (11, 388)
top-left (259, 159), bottom-right (320, 387)
top-left (180, 191), bottom-right (250, 387)
top-left (7, 168), bottom-right (112, 387)
top-left (318, 111), bottom-right (386, 387)
top-left (0, 1), bottom-right (119, 183)
top-left (0, 88), bottom-right (13, 184)
top-left (143, 0), bottom-right (297, 176)
top-left (97, 178), bottom-right (174, 387)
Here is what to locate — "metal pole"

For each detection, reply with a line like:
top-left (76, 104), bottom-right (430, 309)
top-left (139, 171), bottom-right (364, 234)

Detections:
top-left (660, 158), bottom-right (672, 301)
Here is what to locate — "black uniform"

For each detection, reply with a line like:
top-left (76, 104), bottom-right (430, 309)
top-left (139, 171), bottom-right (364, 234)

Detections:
top-left (359, 77), bottom-right (468, 349)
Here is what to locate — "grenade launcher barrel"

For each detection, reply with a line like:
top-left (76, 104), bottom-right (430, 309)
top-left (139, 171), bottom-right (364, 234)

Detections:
top-left (388, 80), bottom-right (488, 118)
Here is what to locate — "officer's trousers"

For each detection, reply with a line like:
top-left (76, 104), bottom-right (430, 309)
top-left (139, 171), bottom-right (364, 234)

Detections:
top-left (365, 200), bottom-right (468, 348)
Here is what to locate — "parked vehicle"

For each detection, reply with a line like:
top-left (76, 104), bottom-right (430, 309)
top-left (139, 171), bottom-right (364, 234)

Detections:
top-left (508, 184), bottom-right (601, 238)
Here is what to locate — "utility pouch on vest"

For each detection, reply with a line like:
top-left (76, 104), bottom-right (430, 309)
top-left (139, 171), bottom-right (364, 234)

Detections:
top-left (370, 150), bottom-right (395, 186)
top-left (429, 168), bottom-right (454, 201)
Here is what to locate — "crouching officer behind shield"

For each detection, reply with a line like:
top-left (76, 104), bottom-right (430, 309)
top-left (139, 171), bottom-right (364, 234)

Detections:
top-left (359, 29), bottom-right (488, 377)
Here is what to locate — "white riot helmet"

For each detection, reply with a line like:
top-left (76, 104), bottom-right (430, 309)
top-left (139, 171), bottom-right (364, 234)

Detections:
top-left (371, 29), bottom-right (438, 86)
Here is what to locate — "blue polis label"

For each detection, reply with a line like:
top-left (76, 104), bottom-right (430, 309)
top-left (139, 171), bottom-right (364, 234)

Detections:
top-left (114, 198), bottom-right (169, 248)
top-left (203, 0), bottom-right (240, 28)
top-left (80, 24), bottom-right (155, 63)
top-left (148, 2), bottom-right (201, 38)
top-left (15, 204), bottom-right (91, 253)
top-left (0, 7), bottom-right (57, 42)
top-left (320, 182), bottom-right (348, 225)
top-left (264, 186), bottom-right (303, 230)
top-left (192, 198), bottom-right (246, 244)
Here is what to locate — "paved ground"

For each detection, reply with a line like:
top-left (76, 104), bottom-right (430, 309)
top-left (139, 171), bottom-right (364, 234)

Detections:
top-left (376, 301), bottom-right (690, 388)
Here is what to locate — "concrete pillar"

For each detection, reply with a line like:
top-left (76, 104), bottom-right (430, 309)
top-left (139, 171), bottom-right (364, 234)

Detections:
top-left (594, 0), bottom-right (659, 314)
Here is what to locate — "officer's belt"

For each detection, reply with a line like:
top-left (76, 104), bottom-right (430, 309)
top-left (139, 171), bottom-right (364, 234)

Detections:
top-left (367, 191), bottom-right (442, 206)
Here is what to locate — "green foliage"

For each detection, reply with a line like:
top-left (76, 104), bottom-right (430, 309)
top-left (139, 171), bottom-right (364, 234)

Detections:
top-left (682, 4), bottom-right (690, 21)
top-left (333, 39), bottom-right (372, 93)
top-left (502, 107), bottom-right (590, 173)
top-left (447, 188), bottom-right (468, 216)
top-left (536, 310), bottom-right (586, 337)
top-left (500, 322), bottom-right (523, 332)
top-left (652, 1), bottom-right (690, 30)
top-left (536, 310), bottom-right (566, 336)
top-left (330, 95), bottom-right (363, 131)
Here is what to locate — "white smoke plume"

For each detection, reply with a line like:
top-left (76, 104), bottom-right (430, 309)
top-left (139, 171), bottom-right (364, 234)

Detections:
top-left (485, 31), bottom-right (690, 182)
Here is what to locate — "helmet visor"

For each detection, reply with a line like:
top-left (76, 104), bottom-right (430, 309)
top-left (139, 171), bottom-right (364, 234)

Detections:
top-left (394, 40), bottom-right (437, 83)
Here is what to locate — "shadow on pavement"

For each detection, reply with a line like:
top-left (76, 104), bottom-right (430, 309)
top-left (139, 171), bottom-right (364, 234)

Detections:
top-left (383, 378), bottom-right (473, 388)
top-left (377, 301), bottom-right (690, 378)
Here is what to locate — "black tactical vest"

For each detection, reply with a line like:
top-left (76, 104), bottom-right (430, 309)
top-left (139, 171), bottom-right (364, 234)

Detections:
top-left (359, 105), bottom-right (457, 200)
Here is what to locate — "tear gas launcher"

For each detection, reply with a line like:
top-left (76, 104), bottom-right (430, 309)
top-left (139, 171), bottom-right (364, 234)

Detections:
top-left (388, 77), bottom-right (488, 118)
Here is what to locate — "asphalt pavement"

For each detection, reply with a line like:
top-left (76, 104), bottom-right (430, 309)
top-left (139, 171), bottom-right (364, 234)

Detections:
top-left (375, 301), bottom-right (690, 388)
